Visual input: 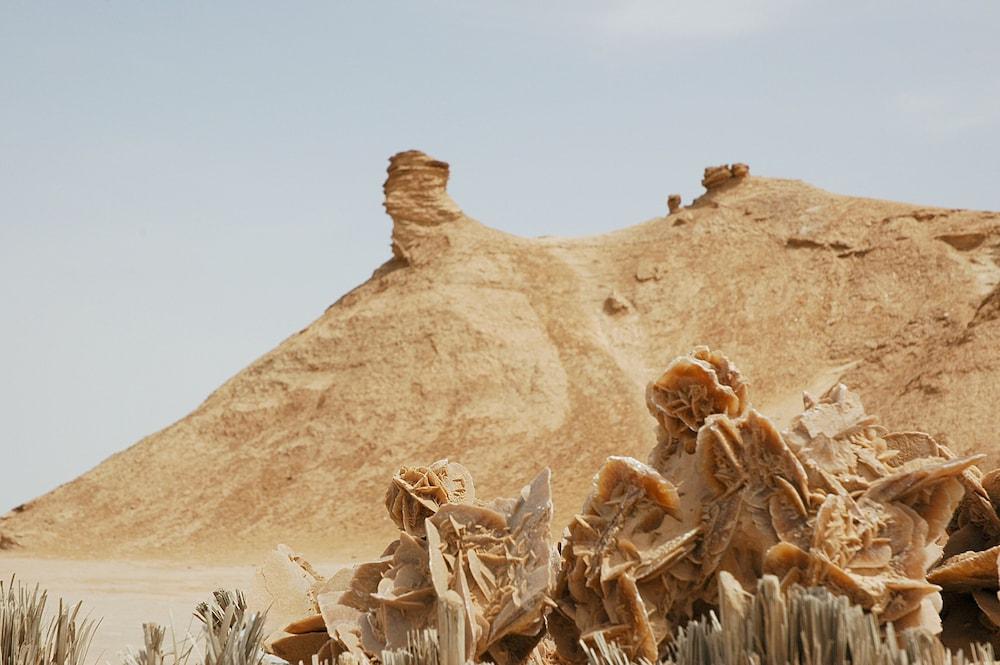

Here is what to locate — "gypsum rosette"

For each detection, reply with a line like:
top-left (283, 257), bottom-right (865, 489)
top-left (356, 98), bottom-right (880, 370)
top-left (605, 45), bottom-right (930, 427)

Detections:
top-left (260, 545), bottom-right (333, 664)
top-left (319, 465), bottom-right (554, 665)
top-left (548, 456), bottom-right (685, 663)
top-left (926, 466), bottom-right (1000, 647)
top-left (263, 460), bottom-right (476, 665)
top-left (646, 346), bottom-right (749, 458)
top-left (384, 459), bottom-right (475, 537)
top-left (552, 347), bottom-right (983, 662)
top-left (771, 386), bottom-right (993, 635)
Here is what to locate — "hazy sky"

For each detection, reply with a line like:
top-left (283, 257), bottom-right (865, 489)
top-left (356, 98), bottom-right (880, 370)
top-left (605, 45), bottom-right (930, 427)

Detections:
top-left (2, 2), bottom-right (999, 512)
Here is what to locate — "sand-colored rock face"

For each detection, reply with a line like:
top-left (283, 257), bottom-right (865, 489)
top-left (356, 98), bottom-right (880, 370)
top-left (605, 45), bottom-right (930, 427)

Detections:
top-left (383, 150), bottom-right (464, 264)
top-left (701, 163), bottom-right (749, 189)
top-left (2, 150), bottom-right (1000, 562)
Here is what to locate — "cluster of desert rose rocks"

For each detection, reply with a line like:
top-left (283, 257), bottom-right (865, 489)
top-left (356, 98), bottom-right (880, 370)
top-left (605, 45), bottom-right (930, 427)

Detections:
top-left (261, 347), bottom-right (1000, 665)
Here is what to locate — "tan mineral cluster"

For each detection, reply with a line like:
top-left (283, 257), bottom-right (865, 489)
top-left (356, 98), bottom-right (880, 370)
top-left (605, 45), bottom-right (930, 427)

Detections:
top-left (263, 464), bottom-right (554, 665)
top-left (927, 466), bottom-right (1000, 647)
top-left (256, 347), bottom-right (1000, 665)
top-left (549, 348), bottom-right (988, 662)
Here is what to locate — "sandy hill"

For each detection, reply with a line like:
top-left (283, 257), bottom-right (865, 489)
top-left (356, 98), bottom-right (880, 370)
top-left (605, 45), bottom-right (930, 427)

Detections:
top-left (3, 151), bottom-right (999, 563)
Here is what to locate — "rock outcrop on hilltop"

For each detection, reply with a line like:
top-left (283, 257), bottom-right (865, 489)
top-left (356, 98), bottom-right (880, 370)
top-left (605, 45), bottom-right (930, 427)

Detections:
top-left (700, 163), bottom-right (750, 189)
top-left (383, 150), bottom-right (465, 265)
top-left (1, 150), bottom-right (999, 562)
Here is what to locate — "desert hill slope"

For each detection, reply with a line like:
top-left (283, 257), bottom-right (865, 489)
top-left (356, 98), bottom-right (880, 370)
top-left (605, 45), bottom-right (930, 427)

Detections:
top-left (3, 151), bottom-right (999, 563)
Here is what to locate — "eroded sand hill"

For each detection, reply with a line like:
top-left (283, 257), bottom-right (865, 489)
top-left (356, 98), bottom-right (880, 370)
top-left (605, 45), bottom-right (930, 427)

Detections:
top-left (2, 151), bottom-right (998, 563)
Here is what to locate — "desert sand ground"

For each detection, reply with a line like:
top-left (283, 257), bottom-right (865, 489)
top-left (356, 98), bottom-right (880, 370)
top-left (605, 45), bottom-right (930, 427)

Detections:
top-left (0, 555), bottom-right (330, 663)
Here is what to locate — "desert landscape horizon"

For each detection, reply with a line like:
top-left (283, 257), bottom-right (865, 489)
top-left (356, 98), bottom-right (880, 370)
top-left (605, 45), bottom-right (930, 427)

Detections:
top-left (5, 4), bottom-right (1000, 664)
top-left (5, 148), bottom-right (1000, 565)
top-left (3, 150), bottom-right (1000, 663)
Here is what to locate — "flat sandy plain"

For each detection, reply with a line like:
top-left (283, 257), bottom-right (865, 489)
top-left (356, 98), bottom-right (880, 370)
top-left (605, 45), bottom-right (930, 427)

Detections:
top-left (0, 555), bottom-right (304, 663)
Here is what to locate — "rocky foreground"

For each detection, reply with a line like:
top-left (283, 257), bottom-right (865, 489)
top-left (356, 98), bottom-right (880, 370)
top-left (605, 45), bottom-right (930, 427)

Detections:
top-left (260, 348), bottom-right (1000, 664)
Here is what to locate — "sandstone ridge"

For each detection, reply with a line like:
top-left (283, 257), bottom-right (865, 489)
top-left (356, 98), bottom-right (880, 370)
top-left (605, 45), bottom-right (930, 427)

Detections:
top-left (2, 150), bottom-right (998, 563)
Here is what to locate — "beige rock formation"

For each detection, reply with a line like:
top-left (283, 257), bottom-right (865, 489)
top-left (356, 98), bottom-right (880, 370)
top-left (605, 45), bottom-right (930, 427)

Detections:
top-left (384, 460), bottom-right (475, 537)
top-left (667, 194), bottom-right (681, 214)
top-left (700, 163), bottom-right (750, 189)
top-left (646, 346), bottom-right (749, 457)
top-left (549, 457), bottom-right (683, 663)
top-left (763, 392), bottom-right (976, 633)
top-left (259, 545), bottom-right (331, 664)
top-left (258, 544), bottom-right (325, 620)
top-left (552, 349), bottom-right (981, 662)
top-left (3, 150), bottom-right (1000, 563)
top-left (295, 464), bottom-right (554, 665)
top-left (269, 631), bottom-right (330, 665)
top-left (925, 463), bottom-right (1000, 648)
top-left (383, 150), bottom-right (464, 264)
top-left (422, 469), bottom-right (553, 665)
top-left (731, 162), bottom-right (750, 178)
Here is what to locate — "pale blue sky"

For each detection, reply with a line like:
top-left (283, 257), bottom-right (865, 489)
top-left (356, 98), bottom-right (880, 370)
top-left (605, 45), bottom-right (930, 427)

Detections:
top-left (2, 2), bottom-right (999, 511)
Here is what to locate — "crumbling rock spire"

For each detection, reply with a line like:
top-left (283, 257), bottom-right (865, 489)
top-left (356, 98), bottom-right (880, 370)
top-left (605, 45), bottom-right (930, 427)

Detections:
top-left (667, 194), bottom-right (681, 214)
top-left (383, 150), bottom-right (465, 264)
